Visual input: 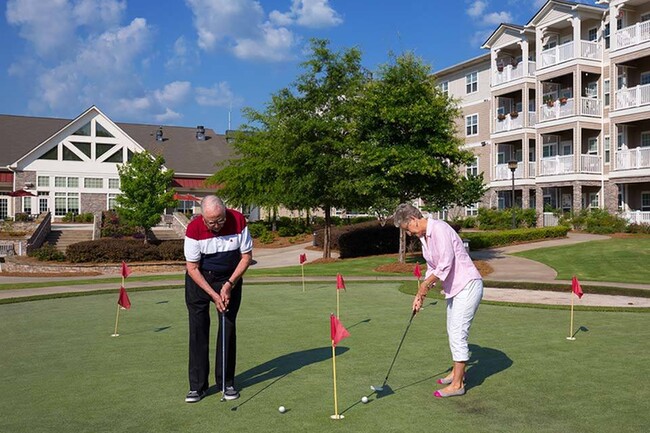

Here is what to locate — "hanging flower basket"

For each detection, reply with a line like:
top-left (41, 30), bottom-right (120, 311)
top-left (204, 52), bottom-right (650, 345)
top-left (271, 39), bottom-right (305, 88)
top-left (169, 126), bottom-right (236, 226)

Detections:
top-left (546, 99), bottom-right (554, 107)
top-left (498, 113), bottom-right (506, 121)
top-left (560, 97), bottom-right (568, 105)
top-left (510, 111), bottom-right (519, 118)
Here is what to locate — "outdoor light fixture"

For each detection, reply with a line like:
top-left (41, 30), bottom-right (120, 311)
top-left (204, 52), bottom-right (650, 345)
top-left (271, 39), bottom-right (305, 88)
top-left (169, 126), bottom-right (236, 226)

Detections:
top-left (508, 159), bottom-right (518, 229)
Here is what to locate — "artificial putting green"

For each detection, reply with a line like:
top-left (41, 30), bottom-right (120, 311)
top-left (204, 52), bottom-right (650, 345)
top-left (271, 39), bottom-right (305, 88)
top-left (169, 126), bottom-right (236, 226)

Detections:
top-left (1, 282), bottom-right (648, 433)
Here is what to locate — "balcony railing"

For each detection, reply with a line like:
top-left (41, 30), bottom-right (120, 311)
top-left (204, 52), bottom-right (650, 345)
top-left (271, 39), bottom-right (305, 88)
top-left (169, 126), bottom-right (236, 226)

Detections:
top-left (539, 97), bottom-right (601, 122)
top-left (528, 111), bottom-right (537, 127)
top-left (538, 41), bottom-right (601, 69)
top-left (614, 21), bottom-right (650, 50)
top-left (494, 112), bottom-right (523, 133)
top-left (580, 40), bottom-right (601, 60)
top-left (493, 61), bottom-right (536, 86)
top-left (615, 83), bottom-right (650, 110)
top-left (528, 161), bottom-right (536, 177)
top-left (494, 162), bottom-right (524, 181)
top-left (580, 154), bottom-right (601, 173)
top-left (622, 210), bottom-right (650, 225)
top-left (540, 155), bottom-right (574, 176)
top-left (615, 147), bottom-right (650, 170)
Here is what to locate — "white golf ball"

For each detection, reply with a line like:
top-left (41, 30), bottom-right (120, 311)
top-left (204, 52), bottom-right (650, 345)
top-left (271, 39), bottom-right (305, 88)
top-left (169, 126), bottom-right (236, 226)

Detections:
top-left (278, 406), bottom-right (286, 413)
top-left (361, 396), bottom-right (369, 404)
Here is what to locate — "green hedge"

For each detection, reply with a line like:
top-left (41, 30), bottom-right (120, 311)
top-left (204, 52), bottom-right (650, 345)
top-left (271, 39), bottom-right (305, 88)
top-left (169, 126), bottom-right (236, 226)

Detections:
top-left (460, 226), bottom-right (570, 250)
top-left (66, 239), bottom-right (184, 263)
top-left (314, 219), bottom-right (395, 250)
top-left (338, 223), bottom-right (400, 258)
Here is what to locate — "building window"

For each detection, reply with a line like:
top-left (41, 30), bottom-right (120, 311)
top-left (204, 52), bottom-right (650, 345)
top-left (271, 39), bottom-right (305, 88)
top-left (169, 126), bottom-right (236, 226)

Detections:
top-left (0, 198), bottom-right (7, 219)
top-left (38, 192), bottom-right (49, 213)
top-left (84, 178), bottom-right (103, 189)
top-left (604, 23), bottom-right (610, 49)
top-left (641, 132), bottom-right (650, 148)
top-left (72, 122), bottom-right (91, 136)
top-left (642, 192), bottom-right (650, 211)
top-left (55, 177), bottom-right (66, 187)
top-left (439, 81), bottom-right (449, 96)
top-left (604, 79), bottom-right (610, 106)
top-left (67, 177), bottom-right (79, 188)
top-left (108, 178), bottom-right (120, 189)
top-left (466, 157), bottom-right (479, 176)
top-left (465, 71), bottom-right (478, 94)
top-left (466, 202), bottom-right (479, 216)
top-left (465, 114), bottom-right (478, 136)
top-left (641, 72), bottom-right (650, 86)
top-left (37, 176), bottom-right (49, 187)
top-left (588, 137), bottom-right (598, 155)
top-left (176, 200), bottom-right (196, 214)
top-left (54, 192), bottom-right (79, 216)
top-left (604, 136), bottom-right (611, 164)
top-left (23, 197), bottom-right (32, 214)
top-left (589, 192), bottom-right (599, 209)
top-left (588, 27), bottom-right (597, 42)
top-left (108, 193), bottom-right (118, 210)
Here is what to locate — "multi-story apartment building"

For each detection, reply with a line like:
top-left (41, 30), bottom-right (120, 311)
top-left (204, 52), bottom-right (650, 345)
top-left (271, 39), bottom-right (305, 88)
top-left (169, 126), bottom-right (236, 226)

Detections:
top-left (436, 0), bottom-right (650, 226)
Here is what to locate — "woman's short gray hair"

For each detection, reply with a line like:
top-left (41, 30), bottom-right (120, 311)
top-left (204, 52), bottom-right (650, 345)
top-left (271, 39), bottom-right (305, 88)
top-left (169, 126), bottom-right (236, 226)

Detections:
top-left (393, 203), bottom-right (422, 227)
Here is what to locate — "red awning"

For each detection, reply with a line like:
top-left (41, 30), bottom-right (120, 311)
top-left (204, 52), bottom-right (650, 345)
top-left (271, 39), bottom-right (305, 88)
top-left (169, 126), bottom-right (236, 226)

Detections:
top-left (172, 177), bottom-right (221, 189)
top-left (174, 193), bottom-right (201, 202)
top-left (8, 190), bottom-right (36, 197)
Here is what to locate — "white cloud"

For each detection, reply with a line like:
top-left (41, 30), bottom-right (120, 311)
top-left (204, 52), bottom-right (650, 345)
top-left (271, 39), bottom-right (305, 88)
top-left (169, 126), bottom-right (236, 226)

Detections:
top-left (483, 11), bottom-right (513, 26)
top-left (466, 1), bottom-right (487, 18)
top-left (270, 0), bottom-right (343, 28)
top-left (185, 0), bottom-right (297, 61)
top-left (6, 0), bottom-right (76, 57)
top-left (154, 81), bottom-right (192, 105)
top-left (155, 108), bottom-right (183, 123)
top-left (195, 82), bottom-right (243, 107)
top-left (165, 36), bottom-right (200, 70)
top-left (72, 0), bottom-right (126, 27)
top-left (471, 29), bottom-right (495, 47)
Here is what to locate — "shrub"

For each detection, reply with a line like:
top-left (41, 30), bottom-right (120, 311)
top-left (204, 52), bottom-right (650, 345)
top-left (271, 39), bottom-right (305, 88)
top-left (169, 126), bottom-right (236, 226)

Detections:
top-left (66, 239), bottom-right (161, 263)
top-left (100, 211), bottom-right (138, 238)
top-left (627, 223), bottom-right (650, 234)
top-left (14, 213), bottom-right (31, 222)
top-left (583, 208), bottom-right (627, 234)
top-left (158, 240), bottom-right (184, 261)
top-left (248, 222), bottom-right (267, 238)
top-left (29, 244), bottom-right (66, 262)
top-left (477, 208), bottom-right (537, 230)
top-left (460, 226), bottom-right (569, 250)
top-left (338, 222), bottom-right (400, 258)
top-left (314, 219), bottom-right (390, 250)
top-left (258, 231), bottom-right (275, 244)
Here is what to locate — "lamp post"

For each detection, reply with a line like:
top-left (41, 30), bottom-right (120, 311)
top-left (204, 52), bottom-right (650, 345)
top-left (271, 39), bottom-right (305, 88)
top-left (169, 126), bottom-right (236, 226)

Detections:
top-left (508, 159), bottom-right (518, 229)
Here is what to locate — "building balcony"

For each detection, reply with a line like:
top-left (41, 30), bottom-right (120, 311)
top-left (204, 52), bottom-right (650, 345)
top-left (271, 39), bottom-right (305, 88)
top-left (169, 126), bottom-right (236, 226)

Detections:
top-left (539, 154), bottom-right (602, 176)
top-left (622, 210), bottom-right (650, 225)
top-left (613, 21), bottom-right (650, 51)
top-left (615, 83), bottom-right (650, 110)
top-left (493, 61), bottom-right (536, 86)
top-left (494, 161), bottom-right (524, 181)
top-left (538, 40), bottom-right (601, 70)
top-left (494, 112), bottom-right (522, 133)
top-left (615, 147), bottom-right (650, 170)
top-left (538, 97), bottom-right (602, 122)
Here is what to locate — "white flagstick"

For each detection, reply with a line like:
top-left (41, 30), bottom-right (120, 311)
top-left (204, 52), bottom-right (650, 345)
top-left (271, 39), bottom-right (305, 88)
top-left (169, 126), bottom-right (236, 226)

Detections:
top-left (330, 342), bottom-right (344, 420)
top-left (112, 302), bottom-right (121, 337)
top-left (566, 293), bottom-right (575, 340)
top-left (301, 264), bottom-right (305, 293)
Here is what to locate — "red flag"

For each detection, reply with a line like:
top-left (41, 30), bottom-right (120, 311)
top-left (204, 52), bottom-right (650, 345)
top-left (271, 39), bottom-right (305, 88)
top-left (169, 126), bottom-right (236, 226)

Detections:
top-left (299, 253), bottom-right (307, 264)
top-left (118, 286), bottom-right (131, 309)
top-left (336, 273), bottom-right (346, 290)
top-left (121, 261), bottom-right (132, 278)
top-left (330, 314), bottom-right (350, 347)
top-left (413, 262), bottom-right (422, 279)
top-left (572, 276), bottom-right (584, 299)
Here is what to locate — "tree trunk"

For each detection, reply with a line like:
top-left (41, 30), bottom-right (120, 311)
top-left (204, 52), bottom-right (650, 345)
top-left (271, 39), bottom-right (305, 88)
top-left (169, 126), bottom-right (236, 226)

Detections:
top-left (323, 207), bottom-right (331, 259)
top-left (143, 227), bottom-right (150, 245)
top-left (398, 228), bottom-right (406, 263)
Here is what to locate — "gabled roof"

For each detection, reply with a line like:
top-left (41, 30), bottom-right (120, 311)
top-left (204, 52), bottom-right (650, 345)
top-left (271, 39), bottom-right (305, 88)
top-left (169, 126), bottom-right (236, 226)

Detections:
top-left (482, 23), bottom-right (534, 49)
top-left (0, 109), bottom-right (233, 176)
top-left (526, 0), bottom-right (607, 27)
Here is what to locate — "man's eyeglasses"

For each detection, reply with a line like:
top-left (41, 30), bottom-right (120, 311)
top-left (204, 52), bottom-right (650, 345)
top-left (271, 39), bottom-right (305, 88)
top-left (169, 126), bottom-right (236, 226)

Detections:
top-left (203, 216), bottom-right (226, 227)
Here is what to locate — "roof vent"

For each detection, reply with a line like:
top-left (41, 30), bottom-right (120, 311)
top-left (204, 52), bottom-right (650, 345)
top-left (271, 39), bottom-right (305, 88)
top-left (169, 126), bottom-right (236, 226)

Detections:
top-left (155, 127), bottom-right (164, 142)
top-left (196, 125), bottom-right (206, 141)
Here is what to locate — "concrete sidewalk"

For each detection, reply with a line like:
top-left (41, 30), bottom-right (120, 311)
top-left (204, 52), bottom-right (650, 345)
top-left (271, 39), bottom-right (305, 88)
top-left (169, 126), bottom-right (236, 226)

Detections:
top-left (1, 233), bottom-right (648, 307)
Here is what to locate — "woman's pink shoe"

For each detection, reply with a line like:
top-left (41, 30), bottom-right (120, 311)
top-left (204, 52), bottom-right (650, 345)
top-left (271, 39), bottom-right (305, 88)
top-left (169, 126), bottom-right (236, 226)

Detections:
top-left (434, 387), bottom-right (465, 398)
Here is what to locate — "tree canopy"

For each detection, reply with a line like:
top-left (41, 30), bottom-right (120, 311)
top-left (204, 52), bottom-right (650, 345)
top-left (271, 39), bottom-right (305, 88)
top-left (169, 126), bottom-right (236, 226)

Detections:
top-left (116, 151), bottom-right (177, 243)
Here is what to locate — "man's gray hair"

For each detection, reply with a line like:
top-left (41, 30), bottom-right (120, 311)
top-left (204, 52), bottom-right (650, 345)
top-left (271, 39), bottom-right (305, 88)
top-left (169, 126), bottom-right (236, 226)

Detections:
top-left (201, 195), bottom-right (226, 214)
top-left (393, 203), bottom-right (423, 227)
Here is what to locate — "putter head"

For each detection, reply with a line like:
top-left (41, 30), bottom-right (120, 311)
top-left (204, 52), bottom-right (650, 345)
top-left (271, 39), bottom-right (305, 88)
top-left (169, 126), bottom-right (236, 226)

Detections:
top-left (370, 385), bottom-right (383, 392)
top-left (371, 384), bottom-right (394, 398)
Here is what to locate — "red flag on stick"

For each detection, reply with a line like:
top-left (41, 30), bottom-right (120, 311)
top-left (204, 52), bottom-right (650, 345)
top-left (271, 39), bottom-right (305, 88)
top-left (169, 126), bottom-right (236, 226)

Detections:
top-left (413, 262), bottom-right (422, 279)
top-left (336, 273), bottom-right (346, 290)
top-left (299, 253), bottom-right (307, 265)
top-left (572, 276), bottom-right (584, 299)
top-left (330, 314), bottom-right (350, 347)
top-left (118, 286), bottom-right (131, 309)
top-left (121, 261), bottom-right (132, 278)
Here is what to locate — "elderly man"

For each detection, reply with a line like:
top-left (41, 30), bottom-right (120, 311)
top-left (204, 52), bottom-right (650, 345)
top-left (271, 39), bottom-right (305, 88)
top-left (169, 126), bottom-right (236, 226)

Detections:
top-left (183, 195), bottom-right (253, 403)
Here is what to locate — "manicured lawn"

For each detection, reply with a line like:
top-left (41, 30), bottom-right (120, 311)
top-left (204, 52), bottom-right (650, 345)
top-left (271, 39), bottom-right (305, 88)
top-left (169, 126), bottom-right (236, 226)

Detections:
top-left (513, 237), bottom-right (650, 284)
top-left (1, 283), bottom-right (648, 433)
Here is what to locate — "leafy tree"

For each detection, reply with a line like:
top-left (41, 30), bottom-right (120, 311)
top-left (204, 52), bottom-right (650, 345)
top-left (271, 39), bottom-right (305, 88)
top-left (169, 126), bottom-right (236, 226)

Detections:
top-left (116, 151), bottom-right (177, 243)
top-left (210, 39), bottom-right (370, 258)
top-left (353, 52), bottom-right (479, 262)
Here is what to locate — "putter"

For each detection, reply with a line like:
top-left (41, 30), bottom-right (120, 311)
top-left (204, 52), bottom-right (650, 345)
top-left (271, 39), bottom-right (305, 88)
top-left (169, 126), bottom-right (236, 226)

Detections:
top-left (220, 309), bottom-right (227, 402)
top-left (371, 310), bottom-right (416, 393)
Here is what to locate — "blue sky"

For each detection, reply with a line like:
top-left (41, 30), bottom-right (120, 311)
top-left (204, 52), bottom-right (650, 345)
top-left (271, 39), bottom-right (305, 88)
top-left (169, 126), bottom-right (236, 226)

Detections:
top-left (0, 0), bottom-right (595, 133)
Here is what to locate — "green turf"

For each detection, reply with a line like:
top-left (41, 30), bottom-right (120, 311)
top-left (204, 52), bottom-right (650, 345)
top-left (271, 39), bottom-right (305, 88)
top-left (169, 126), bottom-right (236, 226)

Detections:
top-left (513, 237), bottom-right (650, 284)
top-left (1, 283), bottom-right (648, 433)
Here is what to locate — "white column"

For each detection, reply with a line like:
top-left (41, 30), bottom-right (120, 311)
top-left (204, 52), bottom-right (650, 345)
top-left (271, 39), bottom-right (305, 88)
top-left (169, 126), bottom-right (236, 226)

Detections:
top-left (571, 17), bottom-right (581, 59)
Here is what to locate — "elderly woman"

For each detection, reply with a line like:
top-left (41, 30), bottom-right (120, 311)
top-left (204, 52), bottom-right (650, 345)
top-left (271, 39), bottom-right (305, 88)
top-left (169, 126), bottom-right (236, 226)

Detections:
top-left (393, 203), bottom-right (483, 398)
